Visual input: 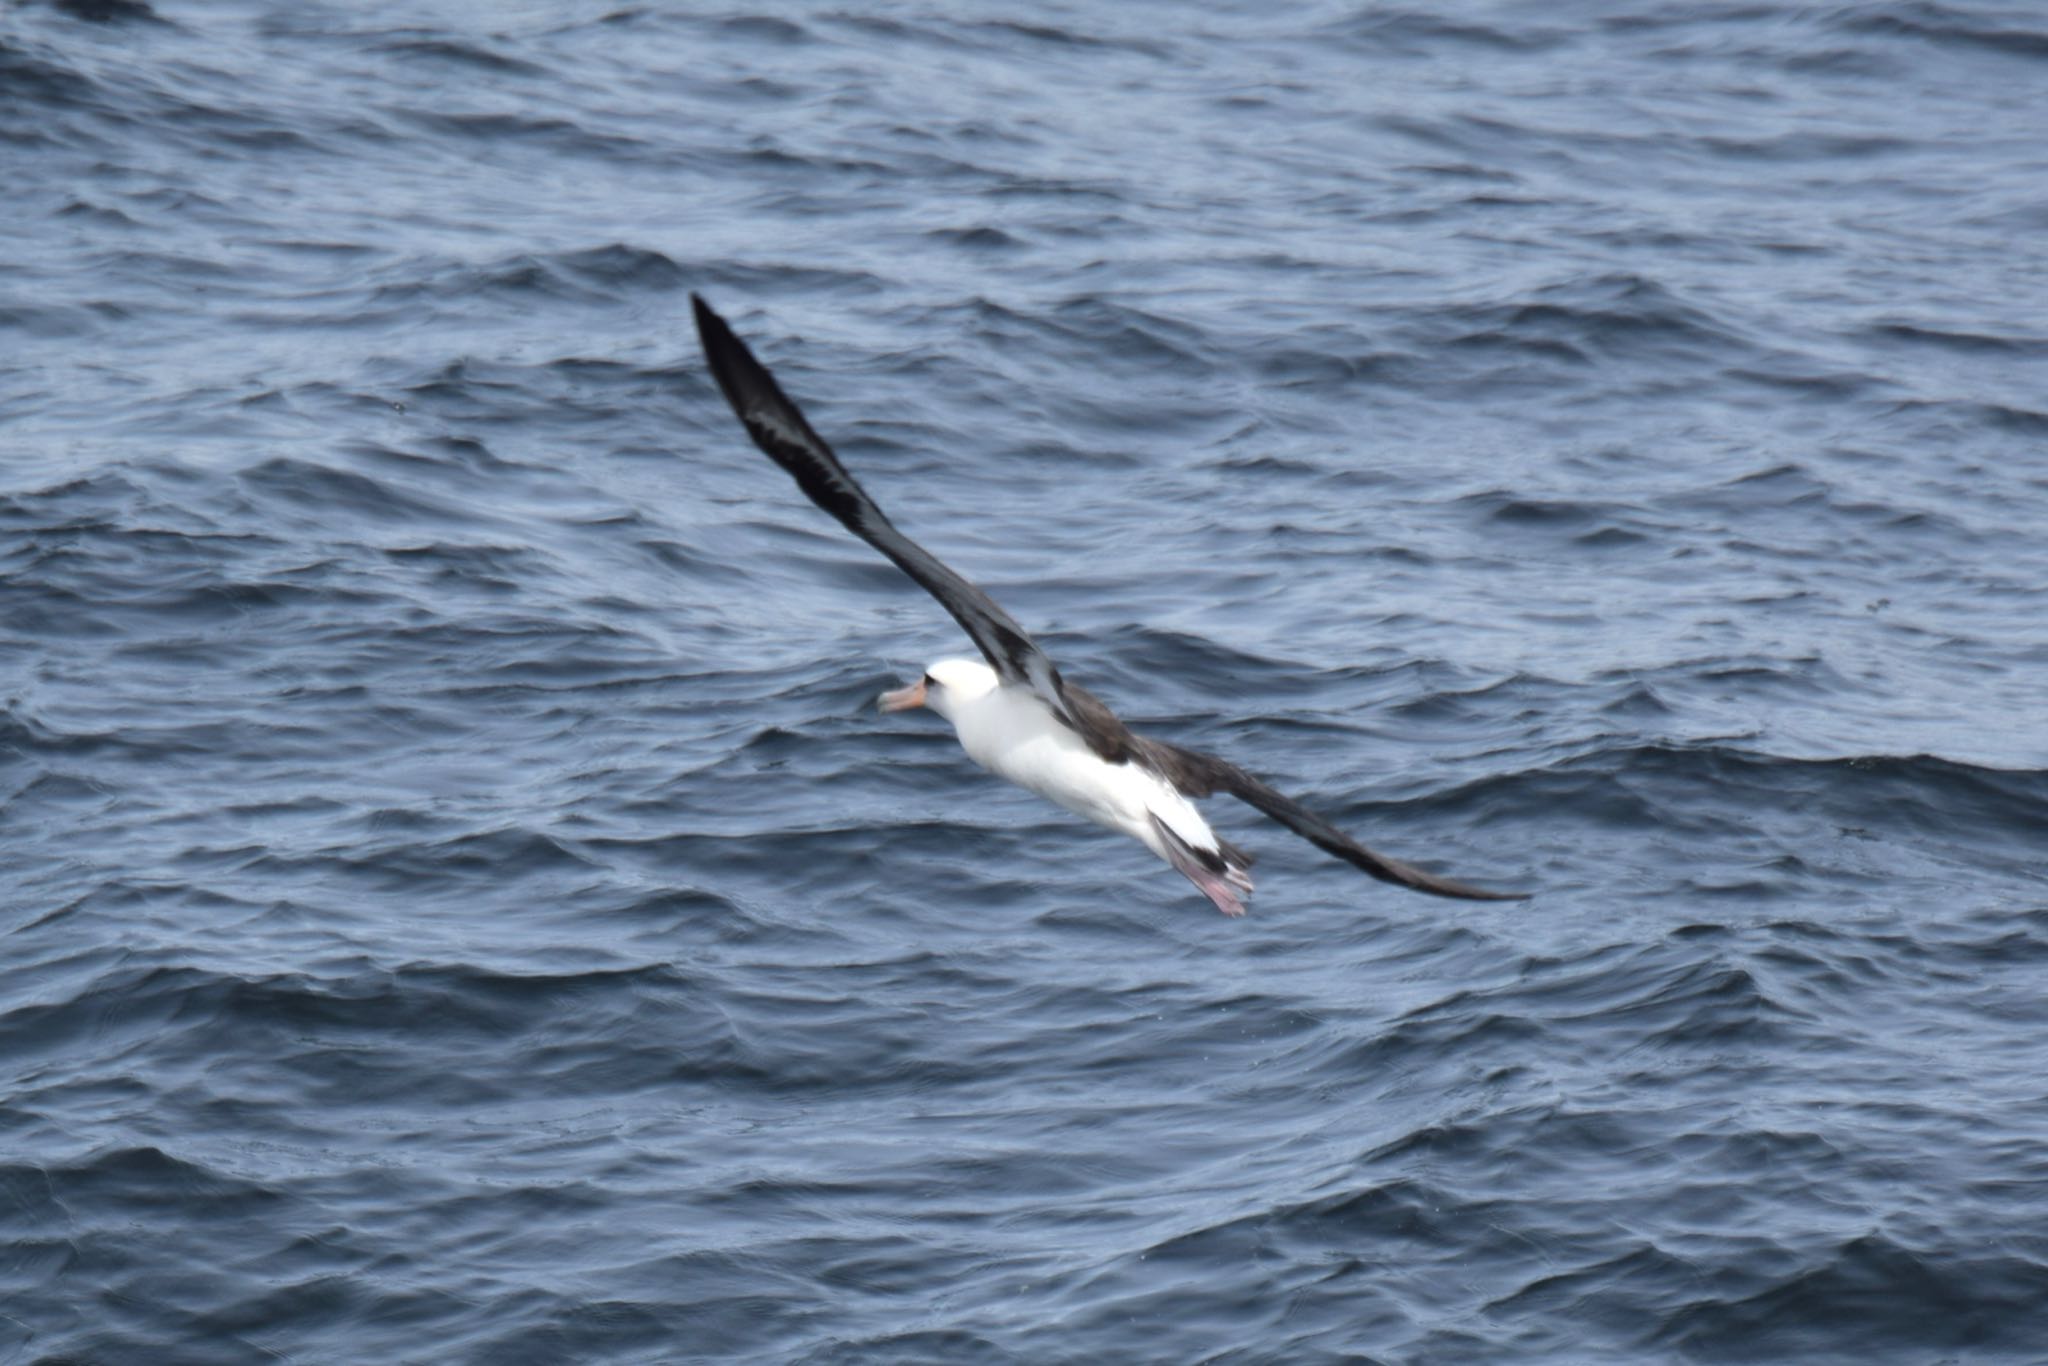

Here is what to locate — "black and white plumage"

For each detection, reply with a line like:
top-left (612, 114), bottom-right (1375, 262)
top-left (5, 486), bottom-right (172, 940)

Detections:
top-left (691, 294), bottom-right (1526, 915)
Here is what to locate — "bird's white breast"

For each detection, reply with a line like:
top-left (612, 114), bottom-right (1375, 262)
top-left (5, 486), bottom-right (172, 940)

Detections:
top-left (944, 685), bottom-right (1216, 856)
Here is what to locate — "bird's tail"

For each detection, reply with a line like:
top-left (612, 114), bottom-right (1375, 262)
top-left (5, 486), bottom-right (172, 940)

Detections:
top-left (1150, 812), bottom-right (1255, 917)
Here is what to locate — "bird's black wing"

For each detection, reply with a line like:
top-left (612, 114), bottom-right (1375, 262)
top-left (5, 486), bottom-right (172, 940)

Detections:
top-left (1139, 737), bottom-right (1529, 901)
top-left (693, 294), bottom-right (1127, 760)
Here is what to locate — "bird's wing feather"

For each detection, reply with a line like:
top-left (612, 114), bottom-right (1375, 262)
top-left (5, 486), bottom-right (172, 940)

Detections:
top-left (694, 294), bottom-right (1127, 758)
top-left (1140, 738), bottom-right (1529, 901)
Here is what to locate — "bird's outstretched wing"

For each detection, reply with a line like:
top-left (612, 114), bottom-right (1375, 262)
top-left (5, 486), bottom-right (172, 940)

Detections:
top-left (1140, 738), bottom-right (1529, 901)
top-left (693, 294), bottom-right (1122, 755)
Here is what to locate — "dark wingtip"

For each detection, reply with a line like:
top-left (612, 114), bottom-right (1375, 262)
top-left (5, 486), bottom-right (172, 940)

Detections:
top-left (1422, 881), bottom-right (1533, 903)
top-left (691, 292), bottom-right (760, 422)
top-left (691, 292), bottom-right (727, 346)
top-left (1383, 855), bottom-right (1533, 903)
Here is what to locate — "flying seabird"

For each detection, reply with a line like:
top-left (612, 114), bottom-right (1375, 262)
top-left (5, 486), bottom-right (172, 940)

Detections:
top-left (691, 295), bottom-right (1526, 916)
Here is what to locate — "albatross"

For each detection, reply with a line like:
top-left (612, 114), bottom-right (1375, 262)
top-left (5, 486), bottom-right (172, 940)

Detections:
top-left (691, 295), bottom-right (1526, 915)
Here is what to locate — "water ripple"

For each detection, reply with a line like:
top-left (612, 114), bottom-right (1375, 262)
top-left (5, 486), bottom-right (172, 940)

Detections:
top-left (4, 0), bottom-right (2048, 1360)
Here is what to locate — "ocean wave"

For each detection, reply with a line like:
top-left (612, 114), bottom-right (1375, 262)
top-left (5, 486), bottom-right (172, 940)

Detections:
top-left (8, 0), bottom-right (2048, 1358)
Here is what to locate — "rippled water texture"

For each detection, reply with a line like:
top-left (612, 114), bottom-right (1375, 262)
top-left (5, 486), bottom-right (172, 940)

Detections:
top-left (6, 1), bottom-right (2048, 1360)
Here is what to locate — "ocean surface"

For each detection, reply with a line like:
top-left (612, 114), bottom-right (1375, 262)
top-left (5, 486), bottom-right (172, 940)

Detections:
top-left (6, 1), bottom-right (2048, 1361)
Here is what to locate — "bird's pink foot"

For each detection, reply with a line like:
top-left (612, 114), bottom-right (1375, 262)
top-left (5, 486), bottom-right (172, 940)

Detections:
top-left (1193, 872), bottom-right (1248, 918)
top-left (1151, 813), bottom-right (1254, 917)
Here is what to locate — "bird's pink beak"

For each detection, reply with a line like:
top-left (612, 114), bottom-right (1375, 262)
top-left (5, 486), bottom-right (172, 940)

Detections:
top-left (877, 677), bottom-right (927, 712)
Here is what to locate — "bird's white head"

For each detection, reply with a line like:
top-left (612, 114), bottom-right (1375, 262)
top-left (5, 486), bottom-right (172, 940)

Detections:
top-left (877, 657), bottom-right (998, 721)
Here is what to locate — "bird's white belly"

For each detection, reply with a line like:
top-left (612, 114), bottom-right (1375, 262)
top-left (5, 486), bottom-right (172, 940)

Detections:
top-left (950, 689), bottom-right (1216, 856)
top-left (985, 729), bottom-right (1134, 827)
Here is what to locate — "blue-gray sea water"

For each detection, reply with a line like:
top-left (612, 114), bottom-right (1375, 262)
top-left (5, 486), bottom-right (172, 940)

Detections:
top-left (6, 1), bottom-right (2048, 1361)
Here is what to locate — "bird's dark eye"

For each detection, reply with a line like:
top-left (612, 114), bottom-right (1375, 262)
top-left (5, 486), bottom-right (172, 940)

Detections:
top-left (922, 673), bottom-right (937, 688)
